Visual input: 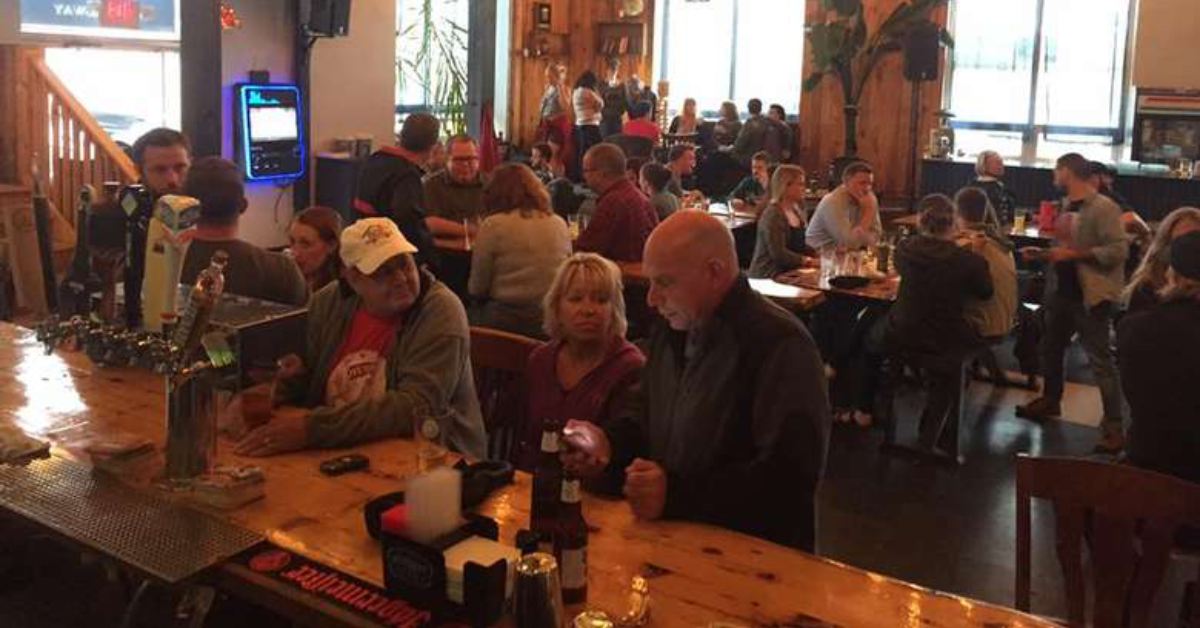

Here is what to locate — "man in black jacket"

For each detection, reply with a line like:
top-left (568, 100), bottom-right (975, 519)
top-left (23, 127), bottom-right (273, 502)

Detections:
top-left (563, 212), bottom-right (831, 551)
top-left (354, 113), bottom-right (441, 271)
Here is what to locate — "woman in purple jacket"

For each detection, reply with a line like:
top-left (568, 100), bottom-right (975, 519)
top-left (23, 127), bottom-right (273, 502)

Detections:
top-left (516, 253), bottom-right (645, 470)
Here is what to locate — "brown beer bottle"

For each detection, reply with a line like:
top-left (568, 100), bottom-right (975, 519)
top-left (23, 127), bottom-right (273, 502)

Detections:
top-left (555, 476), bottom-right (587, 604)
top-left (529, 424), bottom-right (562, 551)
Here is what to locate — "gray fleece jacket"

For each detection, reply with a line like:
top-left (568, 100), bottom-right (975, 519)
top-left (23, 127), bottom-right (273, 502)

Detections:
top-left (279, 270), bottom-right (487, 459)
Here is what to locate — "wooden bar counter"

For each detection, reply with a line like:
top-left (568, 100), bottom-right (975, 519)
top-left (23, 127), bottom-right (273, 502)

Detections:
top-left (0, 323), bottom-right (1052, 627)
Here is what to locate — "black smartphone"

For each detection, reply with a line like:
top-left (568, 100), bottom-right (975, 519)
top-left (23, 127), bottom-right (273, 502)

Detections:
top-left (319, 454), bottom-right (370, 476)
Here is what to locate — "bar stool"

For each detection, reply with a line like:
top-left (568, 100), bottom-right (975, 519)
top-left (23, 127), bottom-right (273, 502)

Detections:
top-left (878, 350), bottom-right (969, 465)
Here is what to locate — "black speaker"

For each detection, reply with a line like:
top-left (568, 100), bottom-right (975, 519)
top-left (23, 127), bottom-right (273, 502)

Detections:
top-left (903, 20), bottom-right (941, 82)
top-left (305, 0), bottom-right (352, 37)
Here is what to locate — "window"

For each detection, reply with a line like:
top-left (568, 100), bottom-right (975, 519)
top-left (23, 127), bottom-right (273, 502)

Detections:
top-left (653, 0), bottom-right (805, 119)
top-left (395, 0), bottom-right (469, 134)
top-left (44, 47), bottom-right (181, 147)
top-left (947, 0), bottom-right (1132, 164)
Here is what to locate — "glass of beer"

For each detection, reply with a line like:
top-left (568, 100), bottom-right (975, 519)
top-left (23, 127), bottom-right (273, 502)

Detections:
top-left (414, 405), bottom-right (449, 474)
top-left (1013, 211), bottom-right (1027, 234)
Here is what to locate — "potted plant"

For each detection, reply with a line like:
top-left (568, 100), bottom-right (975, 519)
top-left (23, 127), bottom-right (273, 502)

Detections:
top-left (804, 0), bottom-right (952, 163)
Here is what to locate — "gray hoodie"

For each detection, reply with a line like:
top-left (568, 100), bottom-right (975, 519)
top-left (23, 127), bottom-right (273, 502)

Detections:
top-left (279, 270), bottom-right (487, 459)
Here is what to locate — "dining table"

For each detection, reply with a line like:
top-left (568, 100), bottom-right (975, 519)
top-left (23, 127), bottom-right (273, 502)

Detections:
top-left (0, 321), bottom-right (1057, 627)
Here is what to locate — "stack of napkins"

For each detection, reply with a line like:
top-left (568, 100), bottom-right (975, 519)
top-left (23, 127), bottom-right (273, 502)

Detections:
top-left (442, 536), bottom-right (521, 604)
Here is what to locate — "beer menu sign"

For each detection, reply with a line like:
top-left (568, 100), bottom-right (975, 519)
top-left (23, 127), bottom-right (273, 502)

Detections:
top-left (21, 0), bottom-right (180, 41)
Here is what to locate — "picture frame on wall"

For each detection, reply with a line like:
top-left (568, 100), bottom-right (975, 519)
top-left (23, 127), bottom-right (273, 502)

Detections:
top-left (534, 2), bottom-right (551, 31)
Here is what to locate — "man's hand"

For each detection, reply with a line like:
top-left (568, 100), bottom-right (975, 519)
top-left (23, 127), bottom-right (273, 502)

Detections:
top-left (560, 419), bottom-right (611, 479)
top-left (235, 406), bottom-right (310, 457)
top-left (623, 458), bottom-right (667, 520)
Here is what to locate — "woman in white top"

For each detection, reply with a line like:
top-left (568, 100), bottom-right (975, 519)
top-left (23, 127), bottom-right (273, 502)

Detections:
top-left (469, 163), bottom-right (573, 339)
top-left (571, 70), bottom-right (604, 181)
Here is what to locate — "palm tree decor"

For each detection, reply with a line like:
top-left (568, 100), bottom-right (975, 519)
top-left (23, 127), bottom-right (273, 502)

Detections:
top-left (803, 0), bottom-right (952, 157)
top-left (397, 0), bottom-right (470, 136)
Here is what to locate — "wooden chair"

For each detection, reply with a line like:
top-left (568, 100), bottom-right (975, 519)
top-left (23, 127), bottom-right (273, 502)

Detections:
top-left (469, 327), bottom-right (540, 464)
top-left (1015, 455), bottom-right (1200, 627)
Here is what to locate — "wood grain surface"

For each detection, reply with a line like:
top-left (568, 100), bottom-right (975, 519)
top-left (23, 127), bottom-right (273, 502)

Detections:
top-left (0, 323), bottom-right (1052, 627)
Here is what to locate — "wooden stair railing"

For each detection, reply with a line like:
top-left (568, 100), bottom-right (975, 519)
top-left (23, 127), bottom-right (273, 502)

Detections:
top-left (24, 55), bottom-right (139, 227)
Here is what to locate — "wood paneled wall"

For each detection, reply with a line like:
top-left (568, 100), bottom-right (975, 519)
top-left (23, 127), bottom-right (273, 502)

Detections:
top-left (503, 0), bottom-right (942, 200)
top-left (507, 0), bottom-right (656, 147)
top-left (799, 0), bottom-right (948, 201)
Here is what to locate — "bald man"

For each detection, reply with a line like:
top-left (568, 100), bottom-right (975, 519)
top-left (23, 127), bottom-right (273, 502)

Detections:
top-left (564, 212), bottom-right (831, 551)
top-left (574, 143), bottom-right (658, 262)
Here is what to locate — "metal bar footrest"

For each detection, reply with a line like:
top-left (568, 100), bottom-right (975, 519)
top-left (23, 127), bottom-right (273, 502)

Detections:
top-left (0, 456), bottom-right (262, 583)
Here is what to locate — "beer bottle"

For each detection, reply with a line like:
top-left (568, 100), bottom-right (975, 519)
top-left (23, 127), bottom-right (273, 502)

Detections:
top-left (555, 476), bottom-right (587, 604)
top-left (529, 423), bottom-right (562, 550)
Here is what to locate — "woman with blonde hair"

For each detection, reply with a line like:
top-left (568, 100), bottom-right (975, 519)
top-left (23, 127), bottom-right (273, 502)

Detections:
top-left (1123, 206), bottom-right (1200, 314)
top-left (516, 253), bottom-right (645, 470)
top-left (669, 97), bottom-right (699, 135)
top-left (468, 163), bottom-right (572, 338)
top-left (748, 165), bottom-right (814, 278)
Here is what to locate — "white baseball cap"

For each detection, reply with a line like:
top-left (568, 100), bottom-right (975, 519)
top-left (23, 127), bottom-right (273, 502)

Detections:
top-left (339, 218), bottom-right (418, 274)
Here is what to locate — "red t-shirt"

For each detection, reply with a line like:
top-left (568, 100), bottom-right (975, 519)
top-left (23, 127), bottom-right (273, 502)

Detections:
top-left (325, 308), bottom-right (402, 408)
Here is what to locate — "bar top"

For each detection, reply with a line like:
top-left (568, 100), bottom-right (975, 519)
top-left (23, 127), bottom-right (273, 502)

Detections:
top-left (923, 157), bottom-right (1200, 183)
top-left (0, 322), bottom-right (1054, 627)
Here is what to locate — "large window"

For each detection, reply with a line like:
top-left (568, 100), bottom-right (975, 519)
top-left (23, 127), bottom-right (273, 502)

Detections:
top-left (44, 47), bottom-right (181, 147)
top-left (947, 0), bottom-right (1132, 163)
top-left (395, 0), bottom-right (469, 134)
top-left (652, 0), bottom-right (805, 118)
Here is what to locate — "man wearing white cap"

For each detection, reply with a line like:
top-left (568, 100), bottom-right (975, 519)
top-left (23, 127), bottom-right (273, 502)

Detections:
top-left (236, 218), bottom-right (487, 459)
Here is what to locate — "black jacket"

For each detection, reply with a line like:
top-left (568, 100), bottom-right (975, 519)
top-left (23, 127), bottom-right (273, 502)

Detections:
top-left (602, 277), bottom-right (830, 551)
top-left (1117, 299), bottom-right (1200, 485)
top-left (886, 235), bottom-right (994, 355)
top-left (353, 148), bottom-right (440, 272)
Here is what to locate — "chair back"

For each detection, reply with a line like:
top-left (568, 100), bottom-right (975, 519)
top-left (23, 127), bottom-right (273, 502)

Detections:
top-left (1015, 454), bottom-right (1200, 627)
top-left (469, 326), bottom-right (540, 463)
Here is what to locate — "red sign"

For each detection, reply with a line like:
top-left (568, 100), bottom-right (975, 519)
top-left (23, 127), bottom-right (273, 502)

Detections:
top-left (236, 546), bottom-right (434, 628)
top-left (101, 0), bottom-right (140, 28)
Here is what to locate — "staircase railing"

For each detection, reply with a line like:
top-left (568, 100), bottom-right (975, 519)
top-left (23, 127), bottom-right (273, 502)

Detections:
top-left (25, 56), bottom-right (139, 227)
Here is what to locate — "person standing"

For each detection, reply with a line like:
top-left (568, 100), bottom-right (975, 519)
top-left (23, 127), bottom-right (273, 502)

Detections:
top-left (1017, 153), bottom-right (1128, 453)
top-left (562, 212), bottom-right (830, 551)
top-left (599, 56), bottom-right (627, 138)
top-left (732, 99), bottom-right (770, 167)
top-left (574, 144), bottom-right (658, 263)
top-left (354, 112), bottom-right (441, 271)
top-left (571, 71), bottom-right (604, 182)
top-left (768, 104), bottom-right (795, 163)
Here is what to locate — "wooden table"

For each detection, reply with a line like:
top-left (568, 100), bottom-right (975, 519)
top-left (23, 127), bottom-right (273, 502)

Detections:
top-left (777, 267), bottom-right (901, 303)
top-left (0, 323), bottom-right (1053, 627)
